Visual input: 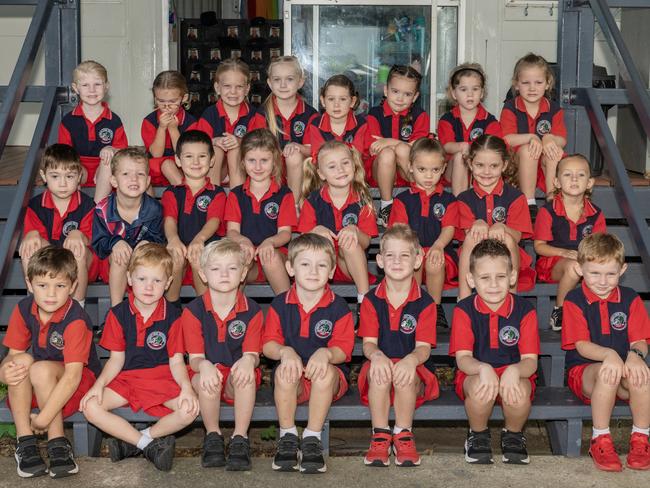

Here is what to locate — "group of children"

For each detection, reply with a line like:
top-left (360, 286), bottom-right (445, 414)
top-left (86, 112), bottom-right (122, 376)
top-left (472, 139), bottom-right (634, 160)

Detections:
top-left (1, 49), bottom-right (648, 478)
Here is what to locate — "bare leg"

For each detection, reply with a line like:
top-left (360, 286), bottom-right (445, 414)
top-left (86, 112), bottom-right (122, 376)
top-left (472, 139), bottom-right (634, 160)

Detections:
top-left (550, 258), bottom-right (581, 306)
top-left (337, 247), bottom-right (370, 295)
top-left (306, 365), bottom-right (339, 432)
top-left (4, 353), bottom-right (34, 438)
top-left (108, 256), bottom-right (129, 306)
top-left (373, 147), bottom-right (397, 202)
top-left (261, 250), bottom-right (290, 294)
top-left (516, 146), bottom-right (538, 201)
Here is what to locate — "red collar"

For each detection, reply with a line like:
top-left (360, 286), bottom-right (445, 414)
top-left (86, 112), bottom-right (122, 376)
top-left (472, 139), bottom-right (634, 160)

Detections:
top-left (472, 178), bottom-right (505, 198)
top-left (30, 297), bottom-right (73, 325)
top-left (451, 103), bottom-right (489, 121)
top-left (551, 194), bottom-right (598, 222)
top-left (273, 96), bottom-right (306, 122)
top-left (127, 293), bottom-right (167, 327)
top-left (318, 111), bottom-right (358, 135)
top-left (474, 293), bottom-right (514, 318)
top-left (286, 284), bottom-right (335, 308)
top-left (216, 98), bottom-right (250, 121)
top-left (203, 290), bottom-right (249, 316)
top-left (71, 101), bottom-right (113, 121)
top-left (582, 281), bottom-right (621, 305)
top-left (319, 185), bottom-right (360, 208)
top-left (183, 178), bottom-right (215, 195)
top-left (243, 177), bottom-right (280, 200)
top-left (514, 95), bottom-right (550, 115)
top-left (41, 190), bottom-right (82, 214)
top-left (409, 181), bottom-right (444, 197)
top-left (374, 278), bottom-right (422, 302)
top-left (382, 100), bottom-right (409, 118)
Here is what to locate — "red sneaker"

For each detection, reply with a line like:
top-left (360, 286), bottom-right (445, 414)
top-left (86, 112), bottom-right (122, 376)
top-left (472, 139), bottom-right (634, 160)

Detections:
top-left (392, 430), bottom-right (421, 467)
top-left (364, 431), bottom-right (391, 467)
top-left (589, 434), bottom-right (622, 472)
top-left (627, 433), bottom-right (650, 470)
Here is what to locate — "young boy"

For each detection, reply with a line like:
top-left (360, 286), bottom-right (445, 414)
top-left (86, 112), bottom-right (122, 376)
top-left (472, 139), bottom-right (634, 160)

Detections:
top-left (358, 224), bottom-right (439, 467)
top-left (450, 238), bottom-right (540, 465)
top-left (161, 130), bottom-right (227, 305)
top-left (0, 246), bottom-right (101, 478)
top-left (20, 144), bottom-right (99, 303)
top-left (562, 233), bottom-right (650, 472)
top-left (80, 243), bottom-right (198, 472)
top-left (262, 233), bottom-right (355, 474)
top-left (180, 239), bottom-right (263, 471)
top-left (92, 147), bottom-right (164, 306)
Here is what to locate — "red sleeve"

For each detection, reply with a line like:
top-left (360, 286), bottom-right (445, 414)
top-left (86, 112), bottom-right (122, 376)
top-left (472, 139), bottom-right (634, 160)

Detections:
top-left (457, 200), bottom-right (475, 232)
top-left (533, 207), bottom-right (554, 241)
top-left (449, 307), bottom-right (474, 355)
top-left (499, 105), bottom-right (519, 136)
top-left (357, 205), bottom-right (378, 237)
top-left (415, 302), bottom-right (437, 347)
top-left (195, 117), bottom-right (215, 139)
top-left (62, 320), bottom-right (92, 364)
top-left (261, 306), bottom-right (285, 346)
top-left (247, 112), bottom-right (267, 131)
top-left (436, 118), bottom-right (456, 145)
top-left (161, 189), bottom-right (179, 220)
top-left (441, 200), bottom-right (460, 229)
top-left (3, 306), bottom-right (31, 351)
top-left (277, 192), bottom-right (297, 229)
top-left (351, 123), bottom-right (367, 156)
top-left (79, 207), bottom-right (94, 241)
top-left (628, 296), bottom-right (650, 344)
top-left (505, 194), bottom-right (533, 238)
top-left (327, 311), bottom-right (354, 362)
top-left (141, 117), bottom-right (157, 150)
top-left (550, 108), bottom-right (567, 139)
top-left (242, 310), bottom-right (263, 353)
top-left (561, 300), bottom-right (591, 350)
top-left (296, 199), bottom-right (317, 233)
top-left (112, 125), bottom-right (128, 148)
top-left (166, 318), bottom-right (185, 357)
top-left (207, 190), bottom-right (227, 223)
top-left (180, 307), bottom-right (206, 355)
top-left (23, 207), bottom-right (48, 240)
top-left (518, 309), bottom-right (540, 355)
top-left (58, 123), bottom-right (72, 145)
top-left (387, 198), bottom-right (408, 226)
top-left (593, 211), bottom-right (606, 234)
top-left (357, 297), bottom-right (379, 338)
top-left (305, 127), bottom-right (325, 159)
top-left (410, 111), bottom-right (430, 141)
top-left (98, 311), bottom-right (126, 351)
top-left (485, 120), bottom-right (503, 139)
top-left (223, 191), bottom-right (242, 225)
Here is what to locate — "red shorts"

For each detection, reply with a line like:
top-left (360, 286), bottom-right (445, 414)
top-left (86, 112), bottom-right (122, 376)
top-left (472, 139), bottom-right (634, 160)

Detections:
top-left (189, 363), bottom-right (262, 405)
top-left (292, 367), bottom-right (349, 405)
top-left (80, 156), bottom-right (100, 187)
top-left (567, 363), bottom-right (627, 405)
top-left (88, 252), bottom-right (108, 283)
top-left (106, 365), bottom-right (180, 417)
top-left (422, 246), bottom-right (459, 289)
top-left (7, 366), bottom-right (96, 419)
top-left (535, 255), bottom-right (563, 283)
top-left (357, 359), bottom-right (440, 408)
top-left (148, 156), bottom-right (173, 186)
top-left (454, 365), bottom-right (537, 403)
top-left (330, 258), bottom-right (377, 285)
top-left (250, 246), bottom-right (288, 283)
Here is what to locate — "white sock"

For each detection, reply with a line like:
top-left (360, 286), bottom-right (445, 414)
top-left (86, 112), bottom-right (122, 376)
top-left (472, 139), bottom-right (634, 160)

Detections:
top-left (280, 426), bottom-right (298, 438)
top-left (527, 198), bottom-right (536, 206)
top-left (632, 425), bottom-right (650, 436)
top-left (380, 199), bottom-right (393, 209)
top-left (136, 433), bottom-right (153, 450)
top-left (140, 427), bottom-right (151, 438)
top-left (303, 428), bottom-right (321, 440)
top-left (592, 427), bottom-right (610, 439)
top-left (393, 425), bottom-right (410, 434)
top-left (357, 293), bottom-right (365, 303)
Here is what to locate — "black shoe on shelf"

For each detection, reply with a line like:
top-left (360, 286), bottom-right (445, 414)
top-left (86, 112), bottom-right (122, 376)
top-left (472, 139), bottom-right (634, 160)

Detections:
top-left (550, 306), bottom-right (563, 332)
top-left (436, 303), bottom-right (449, 328)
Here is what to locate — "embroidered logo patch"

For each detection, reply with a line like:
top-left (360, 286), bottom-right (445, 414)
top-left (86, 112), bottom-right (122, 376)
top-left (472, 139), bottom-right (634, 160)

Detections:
top-left (98, 127), bottom-right (114, 144)
top-left (264, 202), bottom-right (279, 220)
top-left (499, 326), bottom-right (520, 346)
top-left (314, 319), bottom-right (333, 339)
top-left (433, 203), bottom-right (446, 219)
top-left (228, 320), bottom-right (247, 340)
top-left (610, 312), bottom-right (628, 331)
top-left (400, 314), bottom-right (417, 334)
top-left (469, 127), bottom-right (484, 141)
top-left (581, 224), bottom-right (593, 238)
top-left (196, 195), bottom-right (212, 212)
top-left (62, 221), bottom-right (79, 236)
top-left (234, 125), bottom-right (248, 138)
top-left (49, 331), bottom-right (65, 350)
top-left (344, 135), bottom-right (354, 144)
top-left (293, 121), bottom-right (305, 137)
top-left (536, 120), bottom-right (552, 135)
top-left (342, 213), bottom-right (358, 226)
top-left (492, 206), bottom-right (507, 223)
top-left (400, 125), bottom-right (413, 140)
top-left (146, 331), bottom-right (167, 350)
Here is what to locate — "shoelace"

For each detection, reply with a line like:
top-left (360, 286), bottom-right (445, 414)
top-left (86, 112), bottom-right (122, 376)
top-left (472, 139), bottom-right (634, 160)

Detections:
top-left (594, 436), bottom-right (617, 457)
top-left (502, 433), bottom-right (526, 450)
top-left (301, 439), bottom-right (322, 457)
top-left (204, 436), bottom-right (223, 450)
top-left (630, 437), bottom-right (650, 455)
top-left (469, 434), bottom-right (491, 451)
top-left (229, 438), bottom-right (248, 456)
top-left (18, 443), bottom-right (42, 463)
top-left (278, 436), bottom-right (300, 456)
top-left (395, 434), bottom-right (416, 449)
top-left (48, 443), bottom-right (72, 462)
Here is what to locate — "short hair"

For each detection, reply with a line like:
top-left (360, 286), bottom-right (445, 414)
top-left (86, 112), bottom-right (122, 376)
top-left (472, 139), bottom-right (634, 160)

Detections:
top-left (127, 243), bottom-right (173, 278)
top-left (469, 238), bottom-right (513, 273)
top-left (27, 246), bottom-right (78, 283)
top-left (380, 224), bottom-right (421, 255)
top-left (73, 60), bottom-right (108, 84)
top-left (288, 233), bottom-right (336, 269)
top-left (175, 130), bottom-right (215, 159)
top-left (110, 147), bottom-right (149, 174)
top-left (578, 233), bottom-right (625, 266)
top-left (41, 143), bottom-right (82, 175)
top-left (200, 239), bottom-right (246, 269)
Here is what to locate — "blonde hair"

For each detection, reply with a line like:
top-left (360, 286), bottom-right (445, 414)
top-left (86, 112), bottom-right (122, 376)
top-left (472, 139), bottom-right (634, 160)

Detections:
top-left (553, 154), bottom-right (593, 198)
top-left (41, 143), bottom-right (83, 175)
top-left (27, 246), bottom-right (77, 283)
top-left (301, 141), bottom-right (372, 209)
top-left (512, 53), bottom-right (554, 97)
top-left (200, 239), bottom-right (246, 269)
top-left (152, 70), bottom-right (188, 107)
top-left (213, 59), bottom-right (251, 102)
top-left (73, 60), bottom-right (108, 84)
top-left (446, 62), bottom-right (486, 103)
top-left (111, 147), bottom-right (149, 174)
top-left (239, 128), bottom-right (283, 182)
top-left (467, 134), bottom-right (518, 188)
top-left (128, 243), bottom-right (173, 278)
top-left (380, 224), bottom-right (421, 255)
top-left (578, 233), bottom-right (625, 266)
top-left (264, 56), bottom-right (304, 138)
top-left (288, 233), bottom-right (336, 269)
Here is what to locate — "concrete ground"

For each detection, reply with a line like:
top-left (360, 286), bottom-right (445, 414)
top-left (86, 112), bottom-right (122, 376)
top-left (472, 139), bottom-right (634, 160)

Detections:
top-left (0, 455), bottom-right (647, 488)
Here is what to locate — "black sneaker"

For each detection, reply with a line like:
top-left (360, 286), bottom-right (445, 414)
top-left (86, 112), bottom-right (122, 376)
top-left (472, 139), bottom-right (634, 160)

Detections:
top-left (501, 430), bottom-right (530, 465)
top-left (300, 436), bottom-right (326, 474)
top-left (550, 306), bottom-right (563, 332)
top-left (377, 204), bottom-right (392, 227)
top-left (464, 429), bottom-right (493, 464)
top-left (226, 435), bottom-right (251, 471)
top-left (436, 303), bottom-right (449, 328)
top-left (528, 204), bottom-right (538, 222)
top-left (272, 433), bottom-right (300, 472)
top-left (14, 435), bottom-right (47, 478)
top-left (201, 432), bottom-right (226, 468)
top-left (143, 435), bottom-right (176, 472)
top-left (46, 437), bottom-right (78, 479)
top-left (107, 438), bottom-right (141, 462)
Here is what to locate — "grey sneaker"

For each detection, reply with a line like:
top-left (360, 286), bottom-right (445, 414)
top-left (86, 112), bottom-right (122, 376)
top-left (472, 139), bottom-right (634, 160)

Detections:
top-left (501, 430), bottom-right (530, 464)
top-left (377, 204), bottom-right (392, 227)
top-left (15, 435), bottom-right (47, 478)
top-left (300, 436), bottom-right (326, 474)
top-left (550, 306), bottom-right (563, 332)
top-left (464, 429), bottom-right (493, 464)
top-left (46, 437), bottom-right (78, 478)
top-left (272, 433), bottom-right (300, 472)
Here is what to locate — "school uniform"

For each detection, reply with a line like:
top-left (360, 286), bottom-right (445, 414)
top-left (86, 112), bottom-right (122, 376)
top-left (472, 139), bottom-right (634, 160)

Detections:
top-left (303, 112), bottom-right (367, 160)
top-left (195, 99), bottom-right (266, 141)
top-left (257, 97), bottom-right (318, 149)
top-left (437, 104), bottom-right (502, 145)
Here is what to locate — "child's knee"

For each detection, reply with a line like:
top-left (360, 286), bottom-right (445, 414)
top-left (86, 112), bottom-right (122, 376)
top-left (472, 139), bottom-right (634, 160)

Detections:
top-left (81, 397), bottom-right (105, 418)
top-left (368, 375), bottom-right (392, 391)
top-left (274, 369), bottom-right (300, 388)
top-left (28, 362), bottom-right (57, 386)
top-left (10, 352), bottom-right (34, 369)
top-left (377, 147), bottom-right (396, 164)
top-left (311, 366), bottom-right (338, 391)
top-left (394, 142), bottom-right (410, 160)
top-left (176, 406), bottom-right (198, 425)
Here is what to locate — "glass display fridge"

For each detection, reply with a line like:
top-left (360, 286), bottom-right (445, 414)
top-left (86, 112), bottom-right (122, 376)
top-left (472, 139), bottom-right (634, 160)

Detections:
top-left (283, 0), bottom-right (462, 128)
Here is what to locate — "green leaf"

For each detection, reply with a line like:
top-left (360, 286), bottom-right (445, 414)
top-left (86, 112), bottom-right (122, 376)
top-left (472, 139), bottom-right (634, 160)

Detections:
top-left (260, 424), bottom-right (277, 441)
top-left (0, 423), bottom-right (16, 439)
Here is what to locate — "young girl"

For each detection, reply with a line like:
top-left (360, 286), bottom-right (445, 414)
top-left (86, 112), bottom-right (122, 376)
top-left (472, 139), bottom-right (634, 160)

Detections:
top-left (303, 74), bottom-right (368, 162)
top-left (387, 137), bottom-right (459, 327)
top-left (501, 53), bottom-right (567, 215)
top-left (456, 134), bottom-right (535, 299)
top-left (196, 59), bottom-right (266, 188)
top-left (366, 65), bottom-right (429, 226)
top-left (58, 60), bottom-right (128, 203)
top-left (297, 140), bottom-right (378, 307)
top-left (437, 63), bottom-right (502, 196)
top-left (141, 70), bottom-right (196, 187)
top-left (261, 56), bottom-right (318, 201)
top-left (533, 154), bottom-right (605, 330)
top-left (224, 128), bottom-right (296, 293)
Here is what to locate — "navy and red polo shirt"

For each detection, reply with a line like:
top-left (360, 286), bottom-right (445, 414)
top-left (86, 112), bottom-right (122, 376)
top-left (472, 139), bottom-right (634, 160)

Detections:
top-left (195, 99), bottom-right (266, 140)
top-left (3, 297), bottom-right (101, 376)
top-left (257, 97), bottom-right (318, 149)
top-left (358, 278), bottom-right (437, 359)
top-left (224, 178), bottom-right (296, 246)
top-left (297, 185), bottom-right (378, 238)
top-left (161, 179), bottom-right (227, 245)
top-left (500, 96), bottom-right (567, 144)
top-left (58, 102), bottom-right (128, 185)
top-left (450, 293), bottom-right (540, 368)
top-left (437, 104), bottom-right (502, 145)
top-left (262, 285), bottom-right (355, 373)
top-left (303, 112), bottom-right (368, 160)
top-left (23, 190), bottom-right (95, 246)
top-left (562, 282), bottom-right (650, 370)
top-left (388, 182), bottom-right (459, 253)
top-left (365, 101), bottom-right (430, 146)
top-left (180, 291), bottom-right (263, 366)
top-left (99, 294), bottom-right (183, 371)
top-left (534, 194), bottom-right (606, 250)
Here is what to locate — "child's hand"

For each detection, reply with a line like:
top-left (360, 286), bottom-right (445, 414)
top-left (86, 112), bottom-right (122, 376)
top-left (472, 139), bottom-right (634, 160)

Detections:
top-left (0, 360), bottom-right (29, 386)
top-left (238, 237), bottom-right (256, 265)
top-left (427, 246), bottom-right (444, 267)
top-left (305, 347), bottom-right (331, 381)
top-left (312, 225), bottom-right (336, 245)
top-left (625, 351), bottom-right (650, 388)
top-left (220, 133), bottom-right (239, 151)
top-left (459, 141), bottom-right (471, 156)
top-left (337, 225), bottom-right (359, 250)
top-left (600, 350), bottom-right (625, 386)
top-left (198, 359), bottom-right (223, 395)
top-left (560, 249), bottom-right (578, 261)
top-left (392, 355), bottom-right (418, 388)
top-left (528, 136), bottom-right (543, 160)
top-left (167, 113), bottom-right (179, 129)
top-left (212, 136), bottom-right (228, 152)
top-left (99, 146), bottom-right (117, 166)
top-left (166, 237), bottom-right (187, 261)
top-left (499, 365), bottom-right (523, 406)
top-left (469, 220), bottom-right (489, 241)
top-left (159, 112), bottom-right (175, 129)
top-left (278, 347), bottom-right (303, 384)
top-left (283, 143), bottom-right (301, 158)
top-left (255, 238), bottom-right (276, 266)
top-left (187, 236), bottom-right (206, 268)
top-left (474, 364), bottom-right (499, 403)
top-left (111, 240), bottom-right (133, 266)
top-left (18, 233), bottom-right (45, 261)
top-left (542, 135), bottom-right (563, 162)
top-left (368, 350), bottom-right (393, 385)
top-left (488, 222), bottom-right (507, 242)
top-left (369, 136), bottom-right (394, 156)
top-left (30, 413), bottom-right (47, 434)
top-left (63, 230), bottom-right (86, 260)
top-left (79, 383), bottom-right (104, 411)
top-left (230, 353), bottom-right (257, 388)
top-left (177, 384), bottom-right (199, 416)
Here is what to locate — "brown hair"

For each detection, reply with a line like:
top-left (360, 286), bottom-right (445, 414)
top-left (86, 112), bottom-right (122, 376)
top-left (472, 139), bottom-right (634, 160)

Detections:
top-left (385, 65), bottom-right (422, 137)
top-left (467, 134), bottom-right (518, 187)
top-left (27, 246), bottom-right (78, 283)
top-left (152, 70), bottom-right (188, 107)
top-left (553, 153), bottom-right (593, 198)
top-left (288, 233), bottom-right (336, 269)
top-left (200, 238), bottom-right (246, 269)
top-left (469, 238), bottom-right (513, 273)
top-left (578, 233), bottom-right (625, 266)
top-left (409, 137), bottom-right (445, 163)
top-left (176, 130), bottom-right (215, 159)
top-left (41, 143), bottom-right (83, 175)
top-left (380, 223), bottom-right (421, 255)
top-left (264, 56), bottom-right (304, 138)
top-left (239, 128), bottom-right (283, 182)
top-left (110, 147), bottom-right (150, 174)
top-left (320, 74), bottom-right (360, 111)
top-left (73, 60), bottom-right (108, 84)
top-left (512, 53), bottom-right (554, 97)
top-left (446, 62), bottom-right (487, 102)
top-left (127, 242), bottom-right (173, 278)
